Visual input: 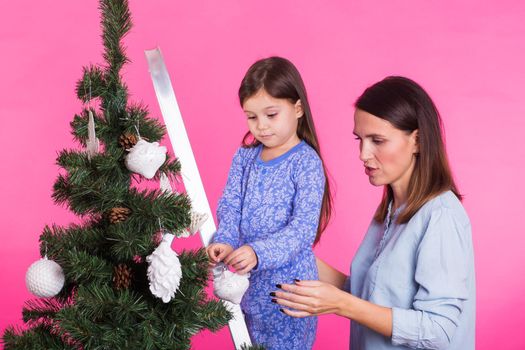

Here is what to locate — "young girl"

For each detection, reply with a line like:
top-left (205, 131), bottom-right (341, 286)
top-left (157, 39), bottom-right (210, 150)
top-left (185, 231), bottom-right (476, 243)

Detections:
top-left (206, 56), bottom-right (332, 349)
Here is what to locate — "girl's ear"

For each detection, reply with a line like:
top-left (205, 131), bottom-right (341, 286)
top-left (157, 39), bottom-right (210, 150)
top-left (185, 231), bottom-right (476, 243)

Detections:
top-left (411, 129), bottom-right (419, 154)
top-left (295, 99), bottom-right (304, 119)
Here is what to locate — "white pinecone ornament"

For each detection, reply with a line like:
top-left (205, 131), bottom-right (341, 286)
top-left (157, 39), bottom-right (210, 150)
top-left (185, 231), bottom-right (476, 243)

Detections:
top-left (178, 211), bottom-right (209, 238)
top-left (26, 256), bottom-right (65, 298)
top-left (189, 211), bottom-right (208, 235)
top-left (212, 262), bottom-right (249, 304)
top-left (125, 139), bottom-right (167, 179)
top-left (146, 233), bottom-right (182, 303)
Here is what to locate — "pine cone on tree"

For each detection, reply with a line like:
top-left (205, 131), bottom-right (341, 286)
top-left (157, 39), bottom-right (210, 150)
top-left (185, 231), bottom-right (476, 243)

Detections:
top-left (109, 207), bottom-right (131, 224)
top-left (113, 263), bottom-right (132, 290)
top-left (118, 132), bottom-right (138, 150)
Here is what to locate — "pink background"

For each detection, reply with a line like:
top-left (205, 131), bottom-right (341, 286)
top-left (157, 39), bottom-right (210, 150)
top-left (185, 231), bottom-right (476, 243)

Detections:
top-left (1, 1), bottom-right (524, 349)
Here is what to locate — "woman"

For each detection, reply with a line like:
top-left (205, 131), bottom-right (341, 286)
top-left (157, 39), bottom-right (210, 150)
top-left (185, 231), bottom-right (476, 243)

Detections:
top-left (271, 76), bottom-right (476, 349)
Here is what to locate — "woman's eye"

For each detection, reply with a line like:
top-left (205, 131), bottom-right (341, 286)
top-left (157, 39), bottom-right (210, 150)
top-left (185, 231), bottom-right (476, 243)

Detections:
top-left (354, 137), bottom-right (360, 141)
top-left (372, 139), bottom-right (384, 145)
top-left (247, 116), bottom-right (256, 120)
top-left (267, 113), bottom-right (277, 118)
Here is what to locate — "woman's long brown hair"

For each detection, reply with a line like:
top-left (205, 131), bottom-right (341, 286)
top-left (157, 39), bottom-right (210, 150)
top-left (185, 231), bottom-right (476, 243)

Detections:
top-left (238, 56), bottom-right (332, 244)
top-left (355, 76), bottom-right (462, 224)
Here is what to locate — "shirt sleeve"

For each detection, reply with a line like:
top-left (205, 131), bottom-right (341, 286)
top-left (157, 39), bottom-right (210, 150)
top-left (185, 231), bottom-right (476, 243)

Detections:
top-left (210, 147), bottom-right (246, 249)
top-left (343, 275), bottom-right (351, 293)
top-left (391, 207), bottom-right (471, 350)
top-left (247, 152), bottom-right (325, 271)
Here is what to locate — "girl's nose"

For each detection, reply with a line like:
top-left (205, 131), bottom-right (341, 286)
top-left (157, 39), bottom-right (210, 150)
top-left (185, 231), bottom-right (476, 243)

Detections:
top-left (257, 119), bottom-right (268, 130)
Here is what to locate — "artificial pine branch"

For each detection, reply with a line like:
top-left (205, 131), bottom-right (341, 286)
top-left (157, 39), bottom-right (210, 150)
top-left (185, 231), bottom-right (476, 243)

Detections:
top-left (104, 224), bottom-right (157, 260)
top-left (60, 249), bottom-right (113, 285)
top-left (125, 188), bottom-right (191, 232)
top-left (191, 299), bottom-right (233, 333)
top-left (100, 0), bottom-right (132, 76)
top-left (125, 103), bottom-right (165, 141)
top-left (52, 169), bottom-right (130, 215)
top-left (40, 224), bottom-right (109, 259)
top-left (76, 65), bottom-right (107, 103)
top-left (154, 155), bottom-right (182, 180)
top-left (2, 325), bottom-right (71, 350)
top-left (178, 248), bottom-right (211, 285)
top-left (22, 298), bottom-right (66, 324)
top-left (55, 149), bottom-right (127, 184)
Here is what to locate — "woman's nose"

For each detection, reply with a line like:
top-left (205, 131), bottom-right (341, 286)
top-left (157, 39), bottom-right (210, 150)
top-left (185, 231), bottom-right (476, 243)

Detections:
top-left (359, 141), bottom-right (373, 162)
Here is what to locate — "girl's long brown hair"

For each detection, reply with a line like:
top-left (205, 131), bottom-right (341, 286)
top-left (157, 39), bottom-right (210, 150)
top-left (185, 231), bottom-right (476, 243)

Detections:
top-left (355, 76), bottom-right (462, 224)
top-left (238, 56), bottom-right (332, 244)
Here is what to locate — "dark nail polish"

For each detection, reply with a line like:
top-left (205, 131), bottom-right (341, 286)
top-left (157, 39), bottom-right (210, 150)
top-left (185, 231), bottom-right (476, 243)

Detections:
top-left (271, 298), bottom-right (277, 303)
top-left (270, 292), bottom-right (276, 297)
top-left (276, 284), bottom-right (282, 289)
top-left (294, 279), bottom-right (301, 282)
top-left (279, 308), bottom-right (285, 313)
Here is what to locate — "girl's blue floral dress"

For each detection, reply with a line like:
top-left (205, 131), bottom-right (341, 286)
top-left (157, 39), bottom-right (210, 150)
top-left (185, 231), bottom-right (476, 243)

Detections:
top-left (211, 140), bottom-right (325, 350)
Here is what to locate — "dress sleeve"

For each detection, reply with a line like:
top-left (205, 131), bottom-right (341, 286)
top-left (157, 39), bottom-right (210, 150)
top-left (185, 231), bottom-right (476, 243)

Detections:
top-left (247, 152), bottom-right (325, 271)
top-left (210, 147), bottom-right (246, 249)
top-left (391, 207), bottom-right (472, 350)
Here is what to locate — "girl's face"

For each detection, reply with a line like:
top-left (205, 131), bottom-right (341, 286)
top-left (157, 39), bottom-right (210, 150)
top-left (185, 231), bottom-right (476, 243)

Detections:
top-left (242, 89), bottom-right (303, 150)
top-left (353, 109), bottom-right (418, 194)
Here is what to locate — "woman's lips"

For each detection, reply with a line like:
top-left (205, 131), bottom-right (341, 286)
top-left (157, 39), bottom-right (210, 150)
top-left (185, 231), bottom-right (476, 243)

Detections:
top-left (365, 166), bottom-right (377, 176)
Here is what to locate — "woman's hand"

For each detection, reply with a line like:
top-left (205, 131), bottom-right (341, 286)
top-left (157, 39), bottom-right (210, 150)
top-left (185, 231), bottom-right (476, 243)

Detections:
top-left (223, 245), bottom-right (258, 275)
top-left (206, 243), bottom-right (234, 265)
top-left (273, 280), bottom-right (393, 337)
top-left (272, 280), bottom-right (348, 317)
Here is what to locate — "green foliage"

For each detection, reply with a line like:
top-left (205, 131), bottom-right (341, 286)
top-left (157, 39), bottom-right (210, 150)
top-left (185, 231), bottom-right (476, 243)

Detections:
top-left (76, 65), bottom-right (106, 103)
top-left (3, 325), bottom-right (70, 350)
top-left (2, 0), bottom-right (231, 348)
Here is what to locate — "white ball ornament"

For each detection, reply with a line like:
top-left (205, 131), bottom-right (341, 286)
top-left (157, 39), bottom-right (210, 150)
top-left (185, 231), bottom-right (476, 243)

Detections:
top-left (25, 256), bottom-right (65, 298)
top-left (125, 139), bottom-right (167, 179)
top-left (212, 262), bottom-right (250, 305)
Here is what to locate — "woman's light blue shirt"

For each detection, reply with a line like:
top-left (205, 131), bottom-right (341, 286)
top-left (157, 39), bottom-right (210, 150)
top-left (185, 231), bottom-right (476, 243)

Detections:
top-left (345, 191), bottom-right (476, 350)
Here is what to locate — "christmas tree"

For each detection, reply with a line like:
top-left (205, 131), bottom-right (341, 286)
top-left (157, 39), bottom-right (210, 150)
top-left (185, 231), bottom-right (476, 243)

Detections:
top-left (1, 0), bottom-right (233, 348)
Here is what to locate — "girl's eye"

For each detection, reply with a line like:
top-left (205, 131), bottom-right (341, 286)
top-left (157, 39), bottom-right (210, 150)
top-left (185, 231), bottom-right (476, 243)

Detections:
top-left (267, 113), bottom-right (277, 118)
top-left (372, 139), bottom-right (384, 145)
top-left (247, 116), bottom-right (256, 120)
top-left (354, 137), bottom-right (360, 141)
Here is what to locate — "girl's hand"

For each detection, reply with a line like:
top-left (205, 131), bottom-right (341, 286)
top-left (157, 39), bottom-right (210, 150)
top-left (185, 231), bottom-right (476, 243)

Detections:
top-left (272, 280), bottom-right (348, 317)
top-left (206, 243), bottom-right (234, 265)
top-left (224, 245), bottom-right (258, 275)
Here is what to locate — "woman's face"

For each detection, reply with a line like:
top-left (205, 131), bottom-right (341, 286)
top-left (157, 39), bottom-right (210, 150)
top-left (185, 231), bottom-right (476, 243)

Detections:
top-left (353, 109), bottom-right (418, 194)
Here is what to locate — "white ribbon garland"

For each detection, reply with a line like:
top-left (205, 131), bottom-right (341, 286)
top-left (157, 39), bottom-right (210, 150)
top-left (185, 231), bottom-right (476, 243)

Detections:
top-left (145, 48), bottom-right (251, 348)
